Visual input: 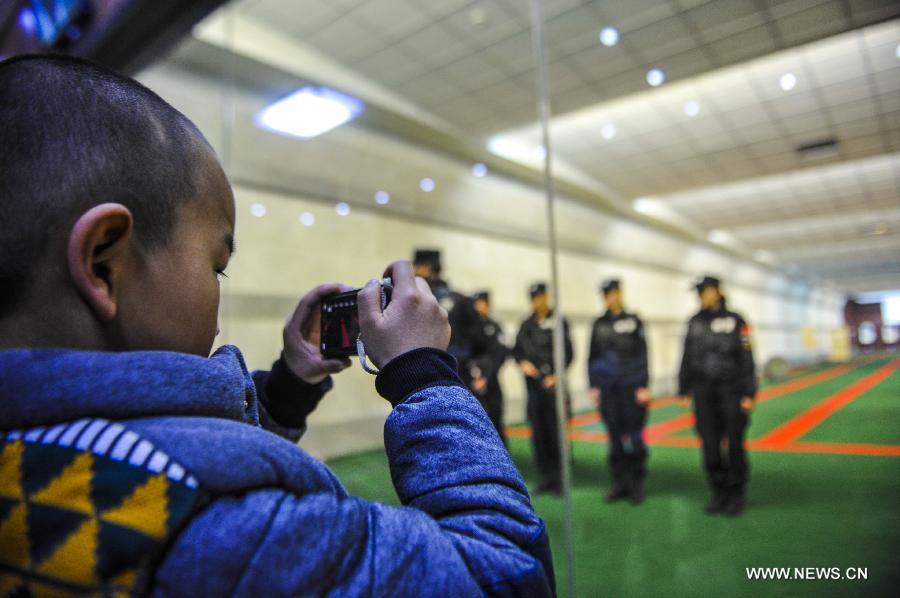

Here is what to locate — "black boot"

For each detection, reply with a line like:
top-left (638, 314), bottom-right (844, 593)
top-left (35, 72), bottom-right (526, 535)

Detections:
top-left (705, 489), bottom-right (729, 514)
top-left (722, 490), bottom-right (745, 516)
top-left (628, 476), bottom-right (645, 505)
top-left (605, 479), bottom-right (630, 503)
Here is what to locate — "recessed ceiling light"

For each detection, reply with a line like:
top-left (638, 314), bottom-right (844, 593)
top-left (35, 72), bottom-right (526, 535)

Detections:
top-left (336, 202), bottom-right (350, 216)
top-left (708, 229), bottom-right (730, 244)
top-left (468, 6), bottom-right (489, 27)
top-left (299, 212), bottom-right (315, 226)
top-left (472, 162), bottom-right (488, 177)
top-left (533, 146), bottom-right (547, 161)
top-left (646, 68), bottom-right (665, 87)
top-left (256, 86), bottom-right (364, 139)
top-left (599, 26), bottom-right (619, 47)
top-left (601, 124), bottom-right (617, 140)
top-left (250, 203), bottom-right (266, 218)
top-left (684, 100), bottom-right (700, 117)
top-left (419, 178), bottom-right (435, 192)
top-left (375, 190), bottom-right (390, 205)
top-left (780, 73), bottom-right (797, 91)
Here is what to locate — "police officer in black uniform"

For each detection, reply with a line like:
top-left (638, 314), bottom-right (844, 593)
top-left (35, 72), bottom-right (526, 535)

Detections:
top-left (514, 282), bottom-right (573, 495)
top-left (678, 276), bottom-right (756, 516)
top-left (588, 279), bottom-right (651, 505)
top-left (469, 291), bottom-right (510, 442)
top-left (412, 249), bottom-right (481, 384)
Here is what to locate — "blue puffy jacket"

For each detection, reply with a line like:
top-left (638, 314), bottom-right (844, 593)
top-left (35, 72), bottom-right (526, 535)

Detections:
top-left (0, 345), bottom-right (554, 596)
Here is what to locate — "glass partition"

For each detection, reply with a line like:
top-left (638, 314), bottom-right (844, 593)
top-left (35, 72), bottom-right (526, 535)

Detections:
top-left (137, 0), bottom-right (578, 593)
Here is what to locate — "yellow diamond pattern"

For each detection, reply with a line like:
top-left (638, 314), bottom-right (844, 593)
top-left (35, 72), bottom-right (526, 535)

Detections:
top-left (0, 428), bottom-right (200, 596)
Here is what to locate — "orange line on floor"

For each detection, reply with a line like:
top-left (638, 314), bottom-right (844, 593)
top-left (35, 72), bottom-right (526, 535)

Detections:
top-left (506, 362), bottom-right (862, 443)
top-left (638, 363), bottom-right (856, 442)
top-left (754, 361), bottom-right (897, 449)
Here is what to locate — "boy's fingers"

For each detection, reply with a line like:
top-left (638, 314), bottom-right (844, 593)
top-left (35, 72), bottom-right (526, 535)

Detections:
top-left (357, 279), bottom-right (383, 328)
top-left (414, 276), bottom-right (432, 297)
top-left (384, 260), bottom-right (414, 295)
top-left (320, 358), bottom-right (352, 373)
top-left (291, 283), bottom-right (344, 326)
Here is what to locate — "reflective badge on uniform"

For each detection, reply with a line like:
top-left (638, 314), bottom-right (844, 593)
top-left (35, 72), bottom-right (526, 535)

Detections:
top-left (710, 317), bottom-right (736, 334)
top-left (741, 324), bottom-right (752, 349)
top-left (485, 324), bottom-right (496, 336)
top-left (613, 318), bottom-right (637, 334)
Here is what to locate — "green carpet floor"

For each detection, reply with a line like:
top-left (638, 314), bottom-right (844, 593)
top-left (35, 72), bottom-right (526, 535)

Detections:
top-left (327, 357), bottom-right (900, 597)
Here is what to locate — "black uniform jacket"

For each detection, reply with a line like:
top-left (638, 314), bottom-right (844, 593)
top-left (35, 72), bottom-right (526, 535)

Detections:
top-left (470, 315), bottom-right (511, 384)
top-left (587, 310), bottom-right (649, 388)
top-left (513, 311), bottom-right (574, 378)
top-left (678, 306), bottom-right (757, 398)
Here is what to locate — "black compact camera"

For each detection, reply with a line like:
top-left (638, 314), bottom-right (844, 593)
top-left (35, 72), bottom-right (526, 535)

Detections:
top-left (320, 279), bottom-right (392, 358)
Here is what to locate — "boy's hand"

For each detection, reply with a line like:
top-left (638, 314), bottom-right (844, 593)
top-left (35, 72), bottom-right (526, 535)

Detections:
top-left (282, 283), bottom-right (354, 384)
top-left (358, 260), bottom-right (450, 368)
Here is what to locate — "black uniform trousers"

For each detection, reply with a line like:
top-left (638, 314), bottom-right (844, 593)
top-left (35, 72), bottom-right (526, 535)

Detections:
top-left (526, 379), bottom-right (562, 489)
top-left (599, 379), bottom-right (648, 483)
top-left (693, 381), bottom-right (750, 493)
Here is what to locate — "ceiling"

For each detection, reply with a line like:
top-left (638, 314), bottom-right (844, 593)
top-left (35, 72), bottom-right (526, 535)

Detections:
top-left (173, 0), bottom-right (900, 295)
top-left (242, 0), bottom-right (900, 134)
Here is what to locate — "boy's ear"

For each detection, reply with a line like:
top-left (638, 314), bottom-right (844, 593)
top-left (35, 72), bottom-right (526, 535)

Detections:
top-left (67, 203), bottom-right (135, 321)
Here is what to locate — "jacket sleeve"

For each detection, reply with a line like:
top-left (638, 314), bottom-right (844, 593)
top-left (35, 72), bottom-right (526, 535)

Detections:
top-left (153, 349), bottom-right (554, 597)
top-left (635, 316), bottom-right (650, 388)
top-left (737, 317), bottom-right (757, 398)
top-left (251, 354), bottom-right (333, 441)
top-left (677, 318), bottom-right (694, 397)
top-left (563, 318), bottom-right (574, 370)
top-left (512, 321), bottom-right (529, 363)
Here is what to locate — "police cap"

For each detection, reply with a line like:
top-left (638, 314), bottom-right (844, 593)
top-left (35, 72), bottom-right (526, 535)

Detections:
top-left (413, 249), bottom-right (442, 270)
top-left (600, 279), bottom-right (620, 295)
top-left (529, 282), bottom-right (547, 298)
top-left (694, 275), bottom-right (720, 293)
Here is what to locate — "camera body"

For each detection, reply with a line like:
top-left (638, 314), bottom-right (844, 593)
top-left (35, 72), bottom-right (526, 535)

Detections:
top-left (320, 279), bottom-right (392, 357)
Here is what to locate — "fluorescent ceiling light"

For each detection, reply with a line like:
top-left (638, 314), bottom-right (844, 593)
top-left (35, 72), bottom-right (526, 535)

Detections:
top-left (257, 86), bottom-right (364, 139)
top-left (708, 229), bottom-right (731, 244)
top-left (601, 124), bottom-right (617, 139)
top-left (419, 178), bottom-right (436, 192)
top-left (632, 197), bottom-right (656, 214)
top-left (375, 191), bottom-right (390, 205)
top-left (336, 202), bottom-right (351, 216)
top-left (472, 162), bottom-right (488, 177)
top-left (299, 212), bottom-right (315, 226)
top-left (599, 27), bottom-right (619, 47)
top-left (250, 203), bottom-right (266, 218)
top-left (684, 100), bottom-right (700, 117)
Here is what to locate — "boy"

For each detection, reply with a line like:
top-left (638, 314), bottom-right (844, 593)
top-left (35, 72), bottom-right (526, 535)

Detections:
top-left (0, 55), bottom-right (554, 596)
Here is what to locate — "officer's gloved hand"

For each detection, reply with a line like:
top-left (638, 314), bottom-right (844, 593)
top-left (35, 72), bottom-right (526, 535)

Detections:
top-left (740, 397), bottom-right (754, 413)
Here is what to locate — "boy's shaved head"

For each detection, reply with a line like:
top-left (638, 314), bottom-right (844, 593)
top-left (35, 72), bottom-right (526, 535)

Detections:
top-left (0, 54), bottom-right (213, 314)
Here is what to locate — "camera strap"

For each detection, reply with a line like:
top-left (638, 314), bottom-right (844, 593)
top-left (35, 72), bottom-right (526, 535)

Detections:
top-left (356, 333), bottom-right (379, 375)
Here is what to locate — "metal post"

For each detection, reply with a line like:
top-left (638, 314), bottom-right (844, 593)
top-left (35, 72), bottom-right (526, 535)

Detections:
top-left (529, 0), bottom-right (576, 596)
